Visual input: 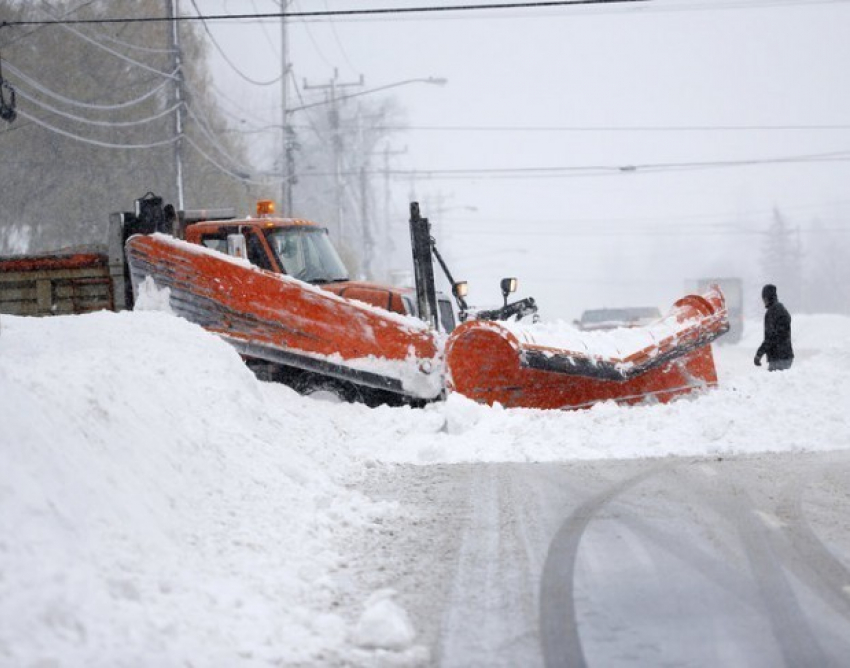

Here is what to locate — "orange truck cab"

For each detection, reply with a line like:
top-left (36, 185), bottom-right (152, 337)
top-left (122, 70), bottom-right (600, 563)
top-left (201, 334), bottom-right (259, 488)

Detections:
top-left (181, 200), bottom-right (457, 333)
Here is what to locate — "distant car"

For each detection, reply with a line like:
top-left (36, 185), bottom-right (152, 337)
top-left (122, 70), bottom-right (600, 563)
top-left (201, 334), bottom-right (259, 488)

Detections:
top-left (576, 306), bottom-right (662, 331)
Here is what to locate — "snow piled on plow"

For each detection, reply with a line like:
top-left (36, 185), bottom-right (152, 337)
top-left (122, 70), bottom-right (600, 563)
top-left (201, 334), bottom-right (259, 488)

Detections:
top-left (1, 309), bottom-right (849, 665)
top-left (499, 315), bottom-right (679, 358)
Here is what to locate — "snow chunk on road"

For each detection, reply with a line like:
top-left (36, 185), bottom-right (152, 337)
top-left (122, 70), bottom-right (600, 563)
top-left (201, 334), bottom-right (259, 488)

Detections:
top-left (353, 589), bottom-right (417, 651)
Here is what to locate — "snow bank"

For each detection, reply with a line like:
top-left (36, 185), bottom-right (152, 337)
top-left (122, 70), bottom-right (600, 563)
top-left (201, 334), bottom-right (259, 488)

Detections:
top-left (0, 311), bottom-right (385, 666)
top-left (319, 314), bottom-right (850, 464)
top-left (1, 309), bottom-right (848, 665)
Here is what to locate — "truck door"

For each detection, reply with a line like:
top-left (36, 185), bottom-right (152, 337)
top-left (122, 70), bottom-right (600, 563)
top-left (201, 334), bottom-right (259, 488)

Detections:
top-left (245, 232), bottom-right (276, 271)
top-left (200, 228), bottom-right (277, 272)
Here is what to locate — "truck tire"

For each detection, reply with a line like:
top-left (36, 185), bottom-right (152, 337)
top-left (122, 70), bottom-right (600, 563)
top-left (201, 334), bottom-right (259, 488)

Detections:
top-left (295, 375), bottom-right (364, 404)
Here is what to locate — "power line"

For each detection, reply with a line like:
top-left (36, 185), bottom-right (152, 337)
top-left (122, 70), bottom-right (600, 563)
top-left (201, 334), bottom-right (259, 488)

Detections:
top-left (252, 0), bottom-right (282, 55)
top-left (16, 108), bottom-right (179, 149)
top-left (284, 148), bottom-right (850, 180)
top-left (1, 1), bottom-right (650, 29)
top-left (41, 11), bottom-right (178, 79)
top-left (183, 99), bottom-right (258, 175)
top-left (446, 226), bottom-right (850, 237)
top-left (183, 135), bottom-right (272, 186)
top-left (447, 199), bottom-right (850, 227)
top-left (72, 24), bottom-right (177, 55)
top-left (14, 86), bottom-right (181, 128)
top-left (385, 149), bottom-right (850, 179)
top-left (361, 123), bottom-right (850, 133)
top-left (0, 0), bottom-right (98, 48)
top-left (188, 0), bottom-right (283, 86)
top-left (320, 0), bottom-right (360, 72)
top-left (3, 61), bottom-right (176, 111)
top-left (299, 5), bottom-right (338, 69)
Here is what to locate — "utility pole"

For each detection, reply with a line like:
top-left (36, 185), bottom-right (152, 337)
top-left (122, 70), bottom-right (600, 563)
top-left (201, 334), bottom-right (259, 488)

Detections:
top-left (167, 0), bottom-right (185, 210)
top-left (379, 143), bottom-right (407, 271)
top-left (360, 162), bottom-right (372, 279)
top-left (279, 1), bottom-right (294, 214)
top-left (303, 70), bottom-right (363, 242)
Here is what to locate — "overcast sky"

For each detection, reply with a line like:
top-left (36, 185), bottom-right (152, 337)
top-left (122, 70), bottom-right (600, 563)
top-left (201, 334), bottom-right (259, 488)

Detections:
top-left (198, 0), bottom-right (850, 319)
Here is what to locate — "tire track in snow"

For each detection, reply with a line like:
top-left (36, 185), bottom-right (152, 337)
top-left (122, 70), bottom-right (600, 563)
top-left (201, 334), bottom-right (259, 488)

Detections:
top-left (538, 465), bottom-right (665, 668)
top-left (773, 469), bottom-right (850, 623)
top-left (437, 466), bottom-right (551, 667)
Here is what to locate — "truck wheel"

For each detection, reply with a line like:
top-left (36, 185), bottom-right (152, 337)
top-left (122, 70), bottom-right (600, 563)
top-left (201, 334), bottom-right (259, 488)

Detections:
top-left (296, 376), bottom-right (363, 404)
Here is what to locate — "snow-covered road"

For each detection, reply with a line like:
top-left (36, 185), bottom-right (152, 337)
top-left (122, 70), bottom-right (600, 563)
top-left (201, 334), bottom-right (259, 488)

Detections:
top-left (2, 310), bottom-right (849, 666)
top-left (342, 452), bottom-right (850, 667)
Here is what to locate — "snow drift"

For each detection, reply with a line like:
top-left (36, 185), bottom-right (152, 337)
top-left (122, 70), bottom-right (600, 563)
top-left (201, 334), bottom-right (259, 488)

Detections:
top-left (1, 310), bottom-right (848, 665)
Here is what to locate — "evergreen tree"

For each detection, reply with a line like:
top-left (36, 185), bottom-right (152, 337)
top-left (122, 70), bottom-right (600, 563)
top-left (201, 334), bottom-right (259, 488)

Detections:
top-left (760, 208), bottom-right (803, 311)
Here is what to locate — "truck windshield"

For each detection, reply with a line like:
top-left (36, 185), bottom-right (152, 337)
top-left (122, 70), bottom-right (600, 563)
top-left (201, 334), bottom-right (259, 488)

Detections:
top-left (266, 227), bottom-right (349, 283)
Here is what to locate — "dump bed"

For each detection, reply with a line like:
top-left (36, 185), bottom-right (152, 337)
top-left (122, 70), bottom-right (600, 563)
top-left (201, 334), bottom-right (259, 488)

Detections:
top-left (0, 245), bottom-right (126, 316)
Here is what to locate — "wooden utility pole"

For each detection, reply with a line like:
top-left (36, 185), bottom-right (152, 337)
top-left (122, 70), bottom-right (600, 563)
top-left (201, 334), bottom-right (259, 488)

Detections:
top-left (279, 1), bottom-right (293, 214)
top-left (167, 0), bottom-right (185, 210)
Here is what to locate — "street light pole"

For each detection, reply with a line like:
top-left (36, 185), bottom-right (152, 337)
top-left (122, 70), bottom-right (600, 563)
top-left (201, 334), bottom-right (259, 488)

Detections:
top-left (287, 77), bottom-right (446, 115)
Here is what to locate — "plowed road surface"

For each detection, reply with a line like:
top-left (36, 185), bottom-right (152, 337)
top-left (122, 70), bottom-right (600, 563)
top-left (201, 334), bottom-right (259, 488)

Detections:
top-left (341, 451), bottom-right (850, 667)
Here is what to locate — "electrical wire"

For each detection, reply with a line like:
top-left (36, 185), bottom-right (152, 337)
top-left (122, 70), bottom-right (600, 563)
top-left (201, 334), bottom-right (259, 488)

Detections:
top-left (319, 0), bottom-right (360, 72)
top-left (16, 108), bottom-right (179, 149)
top-left (188, 0), bottom-right (283, 86)
top-left (449, 198), bottom-right (850, 227)
top-left (3, 61), bottom-right (176, 111)
top-left (183, 101), bottom-right (259, 175)
top-left (184, 134), bottom-right (278, 185)
top-left (182, 76), bottom-right (265, 149)
top-left (15, 86), bottom-right (182, 127)
top-left (445, 225), bottom-right (850, 237)
top-left (4, 0), bottom-right (849, 33)
top-left (72, 24), bottom-right (177, 54)
top-left (298, 5), bottom-right (337, 69)
top-left (253, 0), bottom-right (281, 55)
top-left (311, 0), bottom-right (850, 24)
top-left (361, 123), bottom-right (850, 133)
top-left (40, 12), bottom-right (178, 79)
top-left (284, 148), bottom-right (850, 180)
top-left (382, 149), bottom-right (850, 180)
top-left (181, 75), bottom-right (285, 182)
top-left (0, 0), bottom-right (98, 48)
top-left (1, 1), bottom-right (652, 28)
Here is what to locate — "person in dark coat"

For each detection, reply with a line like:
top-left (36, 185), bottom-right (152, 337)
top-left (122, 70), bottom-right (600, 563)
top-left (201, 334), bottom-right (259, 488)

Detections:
top-left (754, 284), bottom-right (794, 371)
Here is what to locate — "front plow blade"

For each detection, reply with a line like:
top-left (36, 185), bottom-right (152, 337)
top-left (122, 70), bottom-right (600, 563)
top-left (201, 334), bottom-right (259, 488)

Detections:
top-left (125, 234), bottom-right (441, 400)
top-left (445, 288), bottom-right (729, 410)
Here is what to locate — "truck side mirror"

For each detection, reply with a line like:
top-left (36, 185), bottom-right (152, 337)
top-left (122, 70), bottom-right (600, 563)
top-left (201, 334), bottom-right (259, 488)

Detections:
top-left (453, 281), bottom-right (468, 299)
top-left (227, 233), bottom-right (247, 260)
top-left (500, 277), bottom-right (517, 306)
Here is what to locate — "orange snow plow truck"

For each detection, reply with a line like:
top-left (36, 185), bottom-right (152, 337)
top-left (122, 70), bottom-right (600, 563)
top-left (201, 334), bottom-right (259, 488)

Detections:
top-left (0, 194), bottom-right (729, 409)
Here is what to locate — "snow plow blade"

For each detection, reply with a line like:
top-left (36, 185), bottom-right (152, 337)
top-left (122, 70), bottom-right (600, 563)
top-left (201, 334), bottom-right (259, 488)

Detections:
top-left (444, 287), bottom-right (729, 410)
top-left (125, 234), bottom-right (441, 400)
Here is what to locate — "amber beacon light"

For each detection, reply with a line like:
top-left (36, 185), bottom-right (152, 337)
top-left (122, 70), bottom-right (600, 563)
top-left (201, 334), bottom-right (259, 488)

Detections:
top-left (256, 200), bottom-right (276, 217)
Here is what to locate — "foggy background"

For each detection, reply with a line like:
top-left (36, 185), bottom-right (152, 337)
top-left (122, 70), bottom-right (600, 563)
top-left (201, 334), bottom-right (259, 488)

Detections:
top-left (2, 0), bottom-right (849, 321)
